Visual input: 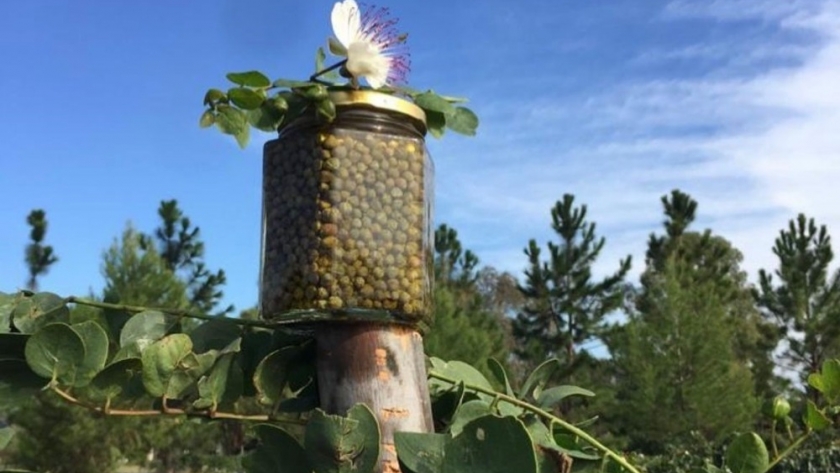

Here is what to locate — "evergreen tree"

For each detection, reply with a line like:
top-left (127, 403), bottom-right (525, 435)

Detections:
top-left (756, 214), bottom-right (840, 397)
top-left (609, 190), bottom-right (768, 452)
top-left (23, 209), bottom-right (58, 291)
top-left (424, 225), bottom-right (512, 377)
top-left (610, 258), bottom-right (758, 452)
top-left (638, 190), bottom-right (782, 400)
top-left (512, 194), bottom-right (631, 373)
top-left (144, 199), bottom-right (230, 314)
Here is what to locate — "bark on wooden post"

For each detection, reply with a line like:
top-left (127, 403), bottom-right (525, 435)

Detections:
top-left (260, 91), bottom-right (435, 472)
top-left (316, 324), bottom-right (433, 473)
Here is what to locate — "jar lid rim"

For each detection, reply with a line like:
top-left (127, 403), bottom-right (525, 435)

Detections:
top-left (329, 90), bottom-right (427, 128)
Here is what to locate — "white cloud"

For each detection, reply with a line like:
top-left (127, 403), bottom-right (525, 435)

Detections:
top-left (434, 0), bottom-right (840, 284)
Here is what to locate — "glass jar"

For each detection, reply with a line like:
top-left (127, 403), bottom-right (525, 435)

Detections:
top-left (260, 91), bottom-right (434, 330)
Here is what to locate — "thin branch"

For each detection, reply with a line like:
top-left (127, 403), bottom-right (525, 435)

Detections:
top-left (65, 296), bottom-right (276, 329)
top-left (50, 386), bottom-right (306, 425)
top-left (309, 59), bottom-right (347, 85)
top-left (766, 430), bottom-right (812, 472)
top-left (429, 372), bottom-right (642, 473)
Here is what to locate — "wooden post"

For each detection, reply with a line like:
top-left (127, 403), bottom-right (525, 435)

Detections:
top-left (315, 323), bottom-right (433, 473)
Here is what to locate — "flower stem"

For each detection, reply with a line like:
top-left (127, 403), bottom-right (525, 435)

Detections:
top-left (310, 59), bottom-right (347, 85)
top-left (766, 430), bottom-right (812, 472)
top-left (429, 372), bottom-right (642, 473)
top-left (65, 296), bottom-right (276, 329)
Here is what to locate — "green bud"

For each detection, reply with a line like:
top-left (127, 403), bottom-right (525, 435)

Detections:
top-left (765, 396), bottom-right (791, 420)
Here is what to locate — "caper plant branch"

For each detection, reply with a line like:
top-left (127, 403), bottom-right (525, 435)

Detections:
top-left (49, 385), bottom-right (307, 425)
top-left (428, 372), bottom-right (642, 473)
top-left (310, 59), bottom-right (348, 85)
top-left (765, 429), bottom-right (813, 472)
top-left (65, 296), bottom-right (276, 329)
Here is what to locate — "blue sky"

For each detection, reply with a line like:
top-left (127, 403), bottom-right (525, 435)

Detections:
top-left (1, 0), bottom-right (838, 314)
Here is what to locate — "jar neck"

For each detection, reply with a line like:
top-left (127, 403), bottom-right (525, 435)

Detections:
top-left (281, 104), bottom-right (426, 139)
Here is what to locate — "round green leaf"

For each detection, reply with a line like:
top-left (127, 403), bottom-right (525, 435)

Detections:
top-left (88, 358), bottom-right (145, 402)
top-left (317, 98), bottom-right (336, 121)
top-left (804, 400), bottom-right (831, 431)
top-left (242, 424), bottom-right (310, 473)
top-left (228, 87), bottom-right (265, 110)
top-left (429, 358), bottom-right (495, 395)
top-left (199, 110), bottom-right (215, 128)
top-left (414, 92), bottom-right (456, 116)
top-left (247, 105), bottom-right (284, 133)
top-left (394, 432), bottom-right (446, 473)
top-left (189, 318), bottom-right (242, 354)
top-left (71, 321), bottom-right (109, 386)
top-left (226, 70), bottom-right (271, 88)
top-left (450, 400), bottom-right (492, 436)
top-left (447, 107), bottom-right (479, 136)
top-left (120, 310), bottom-right (176, 354)
top-left (725, 432), bottom-right (769, 473)
top-left (141, 333), bottom-right (193, 397)
top-left (425, 110), bottom-right (446, 139)
top-left (13, 292), bottom-right (69, 334)
top-left (25, 322), bottom-right (86, 385)
top-left (193, 352), bottom-right (236, 410)
top-left (445, 415), bottom-right (539, 473)
top-left (253, 347), bottom-right (296, 406)
top-left (203, 88), bottom-right (226, 105)
top-left (304, 404), bottom-right (380, 473)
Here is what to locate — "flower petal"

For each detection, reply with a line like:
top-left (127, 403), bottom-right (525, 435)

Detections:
top-left (331, 0), bottom-right (361, 48)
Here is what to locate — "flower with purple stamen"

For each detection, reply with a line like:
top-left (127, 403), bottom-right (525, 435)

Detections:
top-left (330, 0), bottom-right (410, 89)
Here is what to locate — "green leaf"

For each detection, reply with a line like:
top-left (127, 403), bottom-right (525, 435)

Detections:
top-left (394, 432), bottom-right (446, 473)
top-left (199, 110), bottom-right (215, 129)
top-left (248, 103), bottom-right (285, 133)
top-left (487, 358), bottom-right (514, 396)
top-left (811, 359), bottom-right (840, 403)
top-left (12, 292), bottom-right (69, 334)
top-left (414, 92), bottom-right (456, 116)
top-left (119, 310), bottom-right (177, 356)
top-left (203, 88), bottom-right (226, 106)
top-left (88, 358), bottom-right (146, 403)
top-left (425, 110), bottom-right (446, 139)
top-left (141, 333), bottom-right (215, 398)
top-left (450, 400), bottom-right (493, 436)
top-left (193, 352), bottom-right (235, 410)
top-left (0, 426), bottom-right (14, 451)
top-left (518, 358), bottom-right (560, 400)
top-left (253, 347), bottom-right (296, 406)
top-left (725, 432), bottom-right (769, 473)
top-left (804, 400), bottom-right (831, 431)
top-left (445, 415), bottom-right (539, 473)
top-left (0, 292), bottom-right (14, 333)
top-left (551, 432), bottom-right (601, 461)
top-left (317, 98), bottom-right (337, 121)
top-left (189, 318), bottom-right (242, 354)
top-left (228, 87), bottom-right (265, 110)
top-left (305, 404), bottom-right (381, 473)
top-left (429, 358), bottom-right (495, 397)
top-left (70, 321), bottom-right (109, 386)
top-left (25, 322), bottom-right (85, 385)
top-left (328, 37), bottom-right (348, 56)
top-left (536, 385), bottom-right (595, 410)
top-left (216, 105), bottom-right (250, 148)
top-left (447, 107), bottom-right (479, 136)
top-left (226, 70), bottom-right (271, 88)
top-left (273, 78), bottom-right (316, 89)
top-left (243, 424), bottom-right (310, 473)
top-left (300, 84), bottom-right (329, 100)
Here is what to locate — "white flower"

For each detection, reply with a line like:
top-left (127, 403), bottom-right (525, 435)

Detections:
top-left (330, 0), bottom-right (410, 89)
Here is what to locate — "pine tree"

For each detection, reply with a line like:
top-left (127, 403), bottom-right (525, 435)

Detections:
top-left (145, 199), bottom-right (230, 314)
top-left (23, 210), bottom-right (58, 291)
top-left (512, 194), bottom-right (631, 373)
top-left (756, 214), bottom-right (840, 398)
top-left (424, 225), bottom-right (512, 377)
top-left (609, 190), bottom-right (768, 452)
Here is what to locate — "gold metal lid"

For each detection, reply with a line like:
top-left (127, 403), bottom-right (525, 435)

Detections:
top-left (329, 90), bottom-right (426, 127)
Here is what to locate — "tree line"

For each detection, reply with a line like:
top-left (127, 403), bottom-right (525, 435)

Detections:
top-left (2, 189), bottom-right (839, 472)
